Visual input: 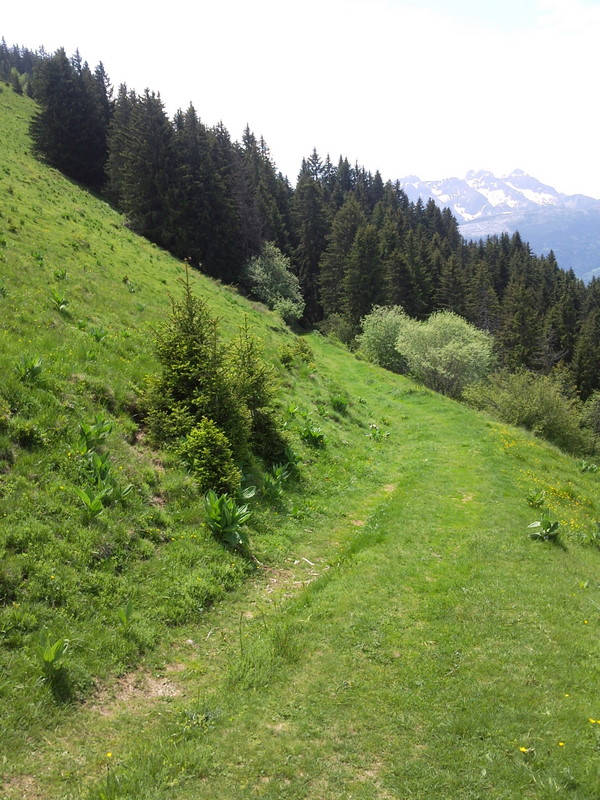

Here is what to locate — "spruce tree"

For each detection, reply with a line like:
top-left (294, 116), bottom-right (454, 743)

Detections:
top-left (319, 195), bottom-right (366, 318)
top-left (293, 161), bottom-right (329, 321)
top-left (119, 89), bottom-right (175, 246)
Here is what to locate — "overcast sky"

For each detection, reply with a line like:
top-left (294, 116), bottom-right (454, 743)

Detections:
top-left (4, 0), bottom-right (600, 197)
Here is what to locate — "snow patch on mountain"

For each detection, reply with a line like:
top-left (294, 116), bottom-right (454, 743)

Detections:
top-left (397, 169), bottom-right (600, 281)
top-left (398, 169), bottom-right (599, 225)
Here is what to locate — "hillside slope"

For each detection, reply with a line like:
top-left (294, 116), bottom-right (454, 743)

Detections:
top-left (1, 87), bottom-right (600, 799)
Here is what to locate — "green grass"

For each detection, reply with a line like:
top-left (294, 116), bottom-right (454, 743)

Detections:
top-left (1, 84), bottom-right (600, 799)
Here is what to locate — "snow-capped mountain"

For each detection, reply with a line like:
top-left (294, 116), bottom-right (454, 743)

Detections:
top-left (398, 170), bottom-right (600, 281)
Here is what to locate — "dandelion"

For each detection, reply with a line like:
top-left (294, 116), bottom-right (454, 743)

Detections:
top-left (584, 620), bottom-right (589, 624)
top-left (558, 742), bottom-right (565, 747)
top-left (106, 752), bottom-right (112, 758)
top-left (519, 746), bottom-right (528, 753)
top-left (589, 718), bottom-right (597, 724)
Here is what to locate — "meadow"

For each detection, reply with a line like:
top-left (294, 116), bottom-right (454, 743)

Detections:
top-left (1, 86), bottom-right (600, 799)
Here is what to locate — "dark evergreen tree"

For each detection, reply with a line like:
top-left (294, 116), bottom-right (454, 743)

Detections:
top-left (318, 195), bottom-right (366, 318)
top-left (497, 275), bottom-right (541, 369)
top-left (464, 260), bottom-right (501, 332)
top-left (30, 48), bottom-right (110, 187)
top-left (168, 104), bottom-right (217, 268)
top-left (342, 223), bottom-right (383, 329)
top-left (293, 159), bottom-right (329, 321)
top-left (436, 254), bottom-right (467, 315)
top-left (119, 89), bottom-right (175, 245)
top-left (105, 84), bottom-right (137, 204)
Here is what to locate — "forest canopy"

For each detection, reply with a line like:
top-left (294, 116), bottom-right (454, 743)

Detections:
top-left (2, 38), bottom-right (599, 403)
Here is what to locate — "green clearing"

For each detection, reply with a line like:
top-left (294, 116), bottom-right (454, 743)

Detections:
top-left (1, 86), bottom-right (600, 799)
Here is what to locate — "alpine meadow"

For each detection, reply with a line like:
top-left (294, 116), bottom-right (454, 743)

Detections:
top-left (1, 49), bottom-right (600, 800)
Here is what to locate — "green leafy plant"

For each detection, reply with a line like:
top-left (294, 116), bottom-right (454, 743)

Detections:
top-left (262, 462), bottom-right (291, 500)
top-left (117, 599), bottom-right (134, 632)
top-left (53, 268), bottom-right (67, 280)
top-left (79, 414), bottom-right (113, 453)
top-left (578, 459), bottom-right (598, 473)
top-left (528, 512), bottom-right (560, 541)
top-left (50, 288), bottom-right (68, 312)
top-left (204, 490), bottom-right (252, 550)
top-left (244, 242), bottom-right (304, 323)
top-left (300, 422), bottom-right (325, 448)
top-left (14, 354), bottom-right (43, 383)
top-left (525, 489), bottom-right (547, 508)
top-left (237, 484), bottom-right (257, 502)
top-left (37, 631), bottom-right (69, 678)
top-left (89, 450), bottom-right (112, 485)
top-left (75, 486), bottom-right (112, 520)
top-left (89, 325), bottom-right (108, 343)
top-left (366, 423), bottom-right (388, 442)
top-left (109, 481), bottom-right (133, 505)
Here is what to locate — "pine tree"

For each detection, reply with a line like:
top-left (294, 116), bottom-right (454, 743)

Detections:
top-left (342, 223), bottom-right (383, 329)
top-left (497, 275), bottom-right (541, 369)
top-left (105, 83), bottom-right (137, 204)
top-left (464, 261), bottom-right (501, 333)
top-left (119, 89), bottom-right (174, 246)
top-left (293, 161), bottom-right (329, 321)
top-left (435, 254), bottom-right (466, 315)
top-left (318, 195), bottom-right (366, 318)
top-left (573, 308), bottom-right (600, 399)
top-left (30, 49), bottom-right (110, 187)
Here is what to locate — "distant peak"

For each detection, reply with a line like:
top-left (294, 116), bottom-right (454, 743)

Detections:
top-left (465, 169), bottom-right (494, 180)
top-left (402, 174), bottom-right (422, 183)
top-left (503, 168), bottom-right (528, 179)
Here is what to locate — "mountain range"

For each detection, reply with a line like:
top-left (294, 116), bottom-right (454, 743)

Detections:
top-left (398, 169), bottom-right (600, 282)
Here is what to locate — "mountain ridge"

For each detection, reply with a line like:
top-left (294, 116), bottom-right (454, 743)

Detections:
top-left (398, 169), bottom-right (600, 281)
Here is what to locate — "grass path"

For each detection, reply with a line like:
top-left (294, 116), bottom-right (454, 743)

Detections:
top-left (2, 89), bottom-right (599, 800)
top-left (16, 394), bottom-right (600, 800)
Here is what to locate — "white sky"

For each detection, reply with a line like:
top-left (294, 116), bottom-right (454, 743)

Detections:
top-left (4, 0), bottom-right (600, 197)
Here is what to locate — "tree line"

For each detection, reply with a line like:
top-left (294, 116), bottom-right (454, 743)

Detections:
top-left (4, 40), bottom-right (600, 401)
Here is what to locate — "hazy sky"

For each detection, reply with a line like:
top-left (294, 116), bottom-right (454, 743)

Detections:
top-left (4, 0), bottom-right (600, 196)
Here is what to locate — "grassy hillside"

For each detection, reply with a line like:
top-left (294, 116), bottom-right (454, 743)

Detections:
top-left (1, 85), bottom-right (600, 799)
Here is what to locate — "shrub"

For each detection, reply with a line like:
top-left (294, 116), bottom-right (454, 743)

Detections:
top-left (274, 297), bottom-right (304, 325)
top-left (10, 418), bottom-right (46, 449)
top-left (317, 314), bottom-right (355, 345)
top-left (244, 242), bottom-right (305, 321)
top-left (395, 311), bottom-right (495, 398)
top-left (144, 271), bottom-right (250, 460)
top-left (581, 391), bottom-right (600, 454)
top-left (465, 369), bottom-right (589, 454)
top-left (176, 418), bottom-right (241, 496)
top-left (330, 394), bottom-right (348, 415)
top-left (356, 305), bottom-right (409, 373)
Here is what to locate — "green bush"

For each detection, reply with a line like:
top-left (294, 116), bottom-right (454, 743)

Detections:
top-left (464, 369), bottom-right (589, 454)
top-left (176, 418), bottom-right (241, 496)
top-left (244, 242), bottom-right (305, 322)
top-left (581, 391), bottom-right (600, 454)
top-left (274, 297), bottom-right (304, 325)
top-left (144, 271), bottom-right (251, 460)
top-left (356, 305), bottom-right (408, 373)
top-left (395, 311), bottom-right (495, 398)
